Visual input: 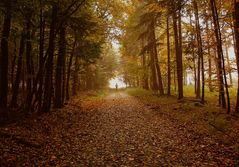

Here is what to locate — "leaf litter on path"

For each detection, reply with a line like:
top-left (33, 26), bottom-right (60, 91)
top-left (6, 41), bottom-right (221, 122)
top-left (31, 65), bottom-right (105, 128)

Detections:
top-left (0, 91), bottom-right (238, 166)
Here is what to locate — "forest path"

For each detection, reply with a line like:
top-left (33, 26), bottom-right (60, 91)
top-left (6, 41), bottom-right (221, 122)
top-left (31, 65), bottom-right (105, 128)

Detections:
top-left (63, 91), bottom-right (237, 166)
top-left (0, 91), bottom-right (237, 166)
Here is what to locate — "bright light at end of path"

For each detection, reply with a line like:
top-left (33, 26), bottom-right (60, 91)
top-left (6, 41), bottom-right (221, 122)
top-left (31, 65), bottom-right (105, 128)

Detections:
top-left (109, 77), bottom-right (126, 89)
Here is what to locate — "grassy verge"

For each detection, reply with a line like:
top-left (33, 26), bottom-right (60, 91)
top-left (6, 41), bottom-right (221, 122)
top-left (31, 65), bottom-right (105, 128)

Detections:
top-left (183, 85), bottom-right (237, 105)
top-left (76, 89), bottom-right (110, 101)
top-left (126, 88), bottom-right (152, 97)
top-left (127, 87), bottom-right (239, 148)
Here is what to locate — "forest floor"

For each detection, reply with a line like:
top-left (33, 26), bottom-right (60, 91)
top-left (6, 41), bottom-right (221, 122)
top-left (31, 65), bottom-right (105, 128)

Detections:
top-left (0, 90), bottom-right (239, 166)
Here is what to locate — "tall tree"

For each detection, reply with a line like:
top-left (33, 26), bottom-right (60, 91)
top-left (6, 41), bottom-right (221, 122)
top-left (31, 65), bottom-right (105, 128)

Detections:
top-left (150, 18), bottom-right (164, 95)
top-left (205, 11), bottom-right (213, 92)
top-left (10, 30), bottom-right (25, 107)
top-left (0, 0), bottom-right (12, 108)
top-left (233, 0), bottom-right (239, 112)
top-left (225, 43), bottom-right (233, 86)
top-left (172, 0), bottom-right (183, 99)
top-left (25, 9), bottom-right (34, 112)
top-left (210, 0), bottom-right (230, 112)
top-left (167, 16), bottom-right (171, 96)
top-left (34, 0), bottom-right (45, 112)
top-left (42, 4), bottom-right (58, 113)
top-left (193, 0), bottom-right (205, 103)
top-left (66, 33), bottom-right (76, 100)
top-left (54, 26), bottom-right (66, 108)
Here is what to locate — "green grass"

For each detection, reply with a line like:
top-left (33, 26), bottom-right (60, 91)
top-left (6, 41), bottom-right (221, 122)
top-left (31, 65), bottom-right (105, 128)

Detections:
top-left (126, 88), bottom-right (152, 97)
top-left (183, 85), bottom-right (237, 103)
top-left (97, 89), bottom-right (110, 97)
top-left (125, 85), bottom-right (237, 97)
top-left (83, 89), bottom-right (110, 100)
top-left (125, 86), bottom-right (237, 106)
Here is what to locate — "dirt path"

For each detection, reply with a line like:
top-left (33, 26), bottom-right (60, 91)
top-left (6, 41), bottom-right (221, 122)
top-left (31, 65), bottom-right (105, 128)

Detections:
top-left (76, 92), bottom-right (238, 166)
top-left (0, 91), bottom-right (238, 166)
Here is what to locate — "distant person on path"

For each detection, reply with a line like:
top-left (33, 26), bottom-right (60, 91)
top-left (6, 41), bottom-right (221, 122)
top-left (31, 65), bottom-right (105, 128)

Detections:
top-left (115, 83), bottom-right (118, 91)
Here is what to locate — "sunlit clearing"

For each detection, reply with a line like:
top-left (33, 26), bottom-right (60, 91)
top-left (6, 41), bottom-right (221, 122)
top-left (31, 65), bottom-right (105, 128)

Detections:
top-left (109, 77), bottom-right (126, 89)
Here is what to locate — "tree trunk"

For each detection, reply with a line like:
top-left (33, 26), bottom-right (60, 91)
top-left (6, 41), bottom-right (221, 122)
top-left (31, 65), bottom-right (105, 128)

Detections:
top-left (141, 39), bottom-right (149, 90)
top-left (205, 16), bottom-right (213, 92)
top-left (151, 18), bottom-right (164, 95)
top-left (167, 16), bottom-right (171, 96)
top-left (66, 35), bottom-right (76, 100)
top-left (10, 31), bottom-right (25, 108)
top-left (150, 47), bottom-right (158, 91)
top-left (62, 48), bottom-right (66, 104)
top-left (193, 0), bottom-right (204, 103)
top-left (25, 17), bottom-right (34, 112)
top-left (0, 1), bottom-right (11, 108)
top-left (233, 0), bottom-right (239, 112)
top-left (54, 26), bottom-right (66, 108)
top-left (178, 7), bottom-right (183, 99)
top-left (154, 50), bottom-right (164, 95)
top-left (142, 52), bottom-right (149, 90)
top-left (172, 3), bottom-right (183, 99)
top-left (196, 49), bottom-right (201, 99)
top-left (35, 0), bottom-right (45, 112)
top-left (42, 5), bottom-right (58, 112)
top-left (211, 20), bottom-right (222, 103)
top-left (11, 36), bottom-right (17, 90)
top-left (174, 64), bottom-right (177, 93)
top-left (225, 44), bottom-right (233, 86)
top-left (72, 55), bottom-right (79, 95)
top-left (193, 54), bottom-right (197, 94)
top-left (210, 0), bottom-right (229, 111)
top-left (189, 14), bottom-right (197, 94)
